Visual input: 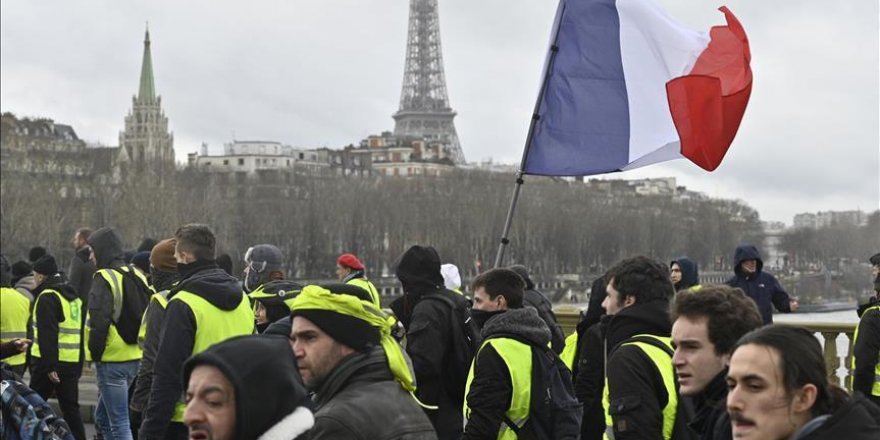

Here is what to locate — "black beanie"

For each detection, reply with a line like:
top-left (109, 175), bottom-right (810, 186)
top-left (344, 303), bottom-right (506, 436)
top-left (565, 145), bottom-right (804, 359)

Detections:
top-left (33, 255), bottom-right (58, 276)
top-left (289, 283), bottom-right (380, 351)
top-left (28, 246), bottom-right (47, 263)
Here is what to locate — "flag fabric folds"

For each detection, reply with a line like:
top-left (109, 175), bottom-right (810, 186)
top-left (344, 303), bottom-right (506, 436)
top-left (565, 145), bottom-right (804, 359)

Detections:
top-left (522, 0), bottom-right (752, 176)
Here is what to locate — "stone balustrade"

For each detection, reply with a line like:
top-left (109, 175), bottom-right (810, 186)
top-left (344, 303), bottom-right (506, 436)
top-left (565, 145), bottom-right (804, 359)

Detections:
top-left (553, 309), bottom-right (858, 391)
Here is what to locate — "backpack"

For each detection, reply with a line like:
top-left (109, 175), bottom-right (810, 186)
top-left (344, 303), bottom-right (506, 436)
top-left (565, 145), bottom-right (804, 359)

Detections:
top-left (421, 291), bottom-right (482, 405)
top-left (110, 265), bottom-right (153, 345)
top-left (501, 339), bottom-right (582, 440)
top-left (0, 380), bottom-right (75, 440)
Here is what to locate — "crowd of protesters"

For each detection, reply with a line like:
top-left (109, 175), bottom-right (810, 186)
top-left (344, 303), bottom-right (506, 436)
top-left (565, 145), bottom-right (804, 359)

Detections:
top-left (1, 225), bottom-right (878, 440)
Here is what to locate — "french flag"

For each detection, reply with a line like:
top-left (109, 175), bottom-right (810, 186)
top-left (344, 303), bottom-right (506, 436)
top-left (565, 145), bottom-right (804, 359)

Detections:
top-left (522, 0), bottom-right (752, 175)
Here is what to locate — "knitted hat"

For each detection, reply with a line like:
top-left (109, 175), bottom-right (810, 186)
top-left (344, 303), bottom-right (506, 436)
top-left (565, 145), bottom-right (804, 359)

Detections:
top-left (11, 260), bottom-right (31, 280)
top-left (131, 251), bottom-right (151, 275)
top-left (28, 246), bottom-right (47, 263)
top-left (290, 283), bottom-right (379, 351)
top-left (337, 253), bottom-right (364, 271)
top-left (32, 255), bottom-right (58, 276)
top-left (150, 238), bottom-right (178, 273)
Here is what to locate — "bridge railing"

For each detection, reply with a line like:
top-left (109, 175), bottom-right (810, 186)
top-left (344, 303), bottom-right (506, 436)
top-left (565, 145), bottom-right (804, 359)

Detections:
top-left (553, 309), bottom-right (858, 391)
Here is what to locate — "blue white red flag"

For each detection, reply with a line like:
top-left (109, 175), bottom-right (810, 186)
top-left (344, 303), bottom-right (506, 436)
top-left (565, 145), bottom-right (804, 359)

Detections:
top-left (522, 0), bottom-right (752, 175)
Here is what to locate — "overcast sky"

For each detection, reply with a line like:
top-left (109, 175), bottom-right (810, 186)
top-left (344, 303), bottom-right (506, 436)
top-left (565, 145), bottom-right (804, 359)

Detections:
top-left (2, 0), bottom-right (878, 225)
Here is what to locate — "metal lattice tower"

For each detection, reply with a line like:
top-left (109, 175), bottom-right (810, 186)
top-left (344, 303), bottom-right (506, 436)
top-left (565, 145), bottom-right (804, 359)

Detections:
top-left (393, 0), bottom-right (465, 164)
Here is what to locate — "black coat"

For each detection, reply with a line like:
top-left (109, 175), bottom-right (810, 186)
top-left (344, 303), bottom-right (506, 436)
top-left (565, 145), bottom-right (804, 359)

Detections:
top-left (311, 347), bottom-right (437, 440)
top-left (687, 371), bottom-right (732, 440)
top-left (794, 395), bottom-right (880, 440)
top-left (604, 298), bottom-right (675, 440)
top-left (575, 317), bottom-right (610, 440)
top-left (523, 288), bottom-right (565, 354)
top-left (67, 245), bottom-right (95, 305)
top-left (852, 306), bottom-right (880, 406)
top-left (31, 275), bottom-right (84, 371)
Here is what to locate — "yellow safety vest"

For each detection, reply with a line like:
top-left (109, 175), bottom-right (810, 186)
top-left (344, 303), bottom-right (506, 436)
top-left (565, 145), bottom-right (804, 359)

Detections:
top-left (31, 289), bottom-right (83, 363)
top-left (170, 290), bottom-right (255, 421)
top-left (93, 267), bottom-right (149, 362)
top-left (603, 334), bottom-right (677, 440)
top-left (138, 291), bottom-right (170, 345)
top-left (464, 338), bottom-right (532, 440)
top-left (0, 287), bottom-right (31, 366)
top-left (560, 332), bottom-right (579, 371)
top-left (346, 277), bottom-right (381, 308)
top-left (851, 305), bottom-right (880, 396)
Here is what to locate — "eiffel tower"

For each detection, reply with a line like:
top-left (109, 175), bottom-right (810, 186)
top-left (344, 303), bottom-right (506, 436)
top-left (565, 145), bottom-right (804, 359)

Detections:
top-left (393, 0), bottom-right (465, 165)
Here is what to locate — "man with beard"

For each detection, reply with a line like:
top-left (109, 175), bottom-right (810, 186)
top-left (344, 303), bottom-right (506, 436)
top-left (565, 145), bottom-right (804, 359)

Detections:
top-left (289, 283), bottom-right (436, 439)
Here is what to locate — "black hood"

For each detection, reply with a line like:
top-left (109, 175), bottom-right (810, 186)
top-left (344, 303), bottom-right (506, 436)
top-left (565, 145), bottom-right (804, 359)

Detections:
top-left (395, 245), bottom-right (443, 295)
top-left (482, 307), bottom-right (551, 347)
top-left (605, 298), bottom-right (672, 351)
top-left (733, 244), bottom-right (763, 276)
top-left (794, 394), bottom-right (880, 439)
top-left (671, 257), bottom-right (699, 290)
top-left (508, 265), bottom-right (535, 290)
top-left (88, 227), bottom-right (126, 269)
top-left (172, 264), bottom-right (245, 311)
top-left (38, 273), bottom-right (79, 301)
top-left (183, 335), bottom-right (313, 440)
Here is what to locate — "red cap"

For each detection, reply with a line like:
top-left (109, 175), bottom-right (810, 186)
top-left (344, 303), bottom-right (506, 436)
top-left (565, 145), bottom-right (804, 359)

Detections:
top-left (337, 253), bottom-right (364, 270)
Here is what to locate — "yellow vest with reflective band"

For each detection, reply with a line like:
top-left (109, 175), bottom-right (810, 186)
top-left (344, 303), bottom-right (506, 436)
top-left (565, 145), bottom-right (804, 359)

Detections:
top-left (464, 338), bottom-right (532, 440)
top-left (560, 332), bottom-right (579, 371)
top-left (851, 305), bottom-right (880, 396)
top-left (94, 267), bottom-right (147, 362)
top-left (346, 277), bottom-right (381, 308)
top-left (138, 292), bottom-right (170, 345)
top-left (31, 289), bottom-right (83, 363)
top-left (170, 290), bottom-right (255, 421)
top-left (0, 287), bottom-right (31, 366)
top-left (603, 335), bottom-right (677, 440)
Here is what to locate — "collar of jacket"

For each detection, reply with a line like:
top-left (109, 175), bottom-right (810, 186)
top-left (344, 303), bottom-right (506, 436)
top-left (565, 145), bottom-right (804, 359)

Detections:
top-left (313, 346), bottom-right (391, 408)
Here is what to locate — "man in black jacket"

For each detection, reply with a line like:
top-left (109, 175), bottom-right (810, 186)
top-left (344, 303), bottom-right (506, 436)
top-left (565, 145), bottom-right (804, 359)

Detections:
top-left (139, 224), bottom-right (254, 440)
top-left (670, 285), bottom-right (762, 440)
top-left (852, 252), bottom-right (880, 407)
top-left (602, 255), bottom-right (689, 440)
top-left (290, 283), bottom-right (437, 439)
top-left (68, 227), bottom-right (96, 304)
top-left (508, 264), bottom-right (565, 353)
top-left (29, 255), bottom-right (87, 440)
top-left (390, 245), bottom-right (471, 440)
top-left (463, 268), bottom-right (555, 440)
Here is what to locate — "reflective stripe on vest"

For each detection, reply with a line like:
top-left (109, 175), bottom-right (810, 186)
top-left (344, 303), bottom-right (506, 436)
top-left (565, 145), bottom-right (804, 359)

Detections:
top-left (603, 335), bottom-right (677, 440)
top-left (346, 278), bottom-right (381, 308)
top-left (138, 291), bottom-right (170, 345)
top-left (851, 305), bottom-right (880, 396)
top-left (95, 267), bottom-right (144, 362)
top-left (170, 290), bottom-right (255, 421)
top-left (560, 332), bottom-right (579, 371)
top-left (0, 287), bottom-right (31, 366)
top-left (31, 289), bottom-right (83, 363)
top-left (464, 338), bottom-right (532, 440)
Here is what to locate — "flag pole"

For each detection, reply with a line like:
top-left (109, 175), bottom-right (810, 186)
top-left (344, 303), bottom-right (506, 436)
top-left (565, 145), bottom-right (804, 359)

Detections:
top-left (494, 5), bottom-right (566, 268)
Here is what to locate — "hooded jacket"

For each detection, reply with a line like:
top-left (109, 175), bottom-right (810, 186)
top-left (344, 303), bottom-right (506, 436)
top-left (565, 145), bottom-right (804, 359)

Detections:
top-left (86, 226), bottom-right (135, 360)
top-left (725, 245), bottom-right (791, 324)
top-left (31, 273), bottom-right (84, 371)
top-left (463, 307), bottom-right (551, 440)
top-left (183, 335), bottom-right (313, 440)
top-left (793, 394), bottom-right (880, 440)
top-left (310, 346), bottom-right (438, 440)
top-left (140, 259), bottom-right (252, 439)
top-left (68, 245), bottom-right (95, 304)
top-left (604, 298), bottom-right (676, 440)
top-left (509, 265), bottom-right (566, 354)
top-left (671, 257), bottom-right (700, 291)
top-left (391, 245), bottom-right (470, 440)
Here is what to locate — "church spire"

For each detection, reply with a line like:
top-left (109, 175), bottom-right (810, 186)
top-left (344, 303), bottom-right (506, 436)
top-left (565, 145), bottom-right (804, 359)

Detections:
top-left (138, 24), bottom-right (156, 103)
